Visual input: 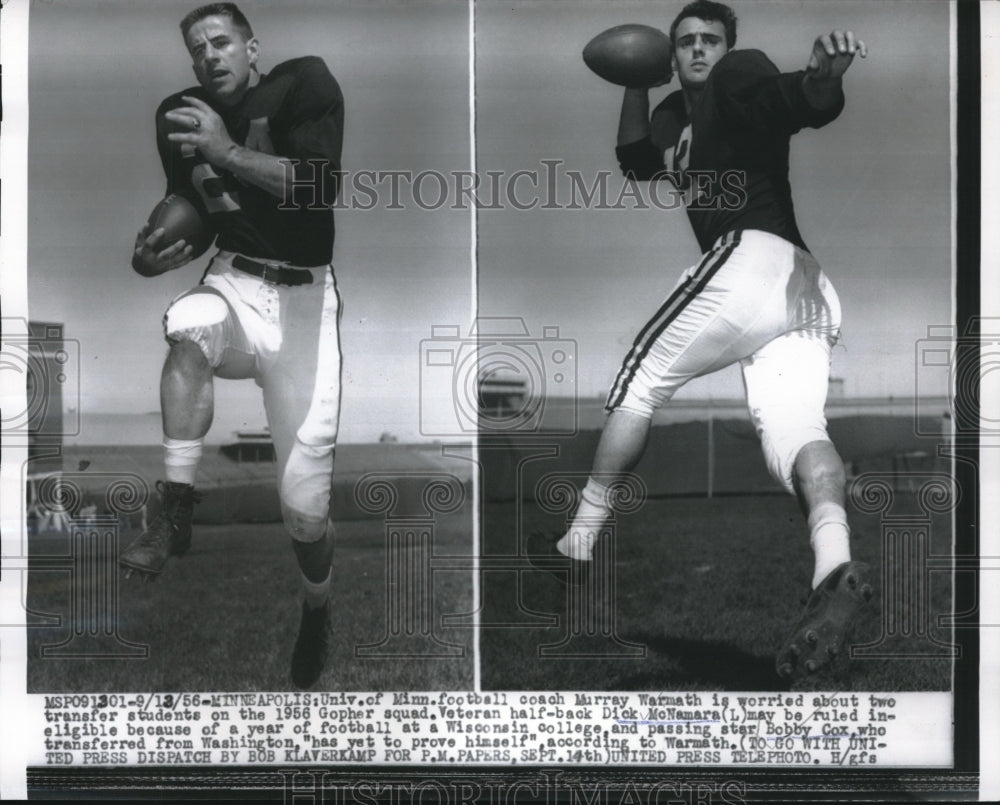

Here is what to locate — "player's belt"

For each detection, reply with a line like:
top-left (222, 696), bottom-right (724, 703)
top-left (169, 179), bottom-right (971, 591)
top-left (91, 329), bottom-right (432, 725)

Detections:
top-left (231, 255), bottom-right (314, 286)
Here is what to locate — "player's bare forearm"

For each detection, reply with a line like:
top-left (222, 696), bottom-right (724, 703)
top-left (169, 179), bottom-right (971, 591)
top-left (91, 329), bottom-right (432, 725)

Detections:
top-left (618, 88), bottom-right (652, 146)
top-left (217, 145), bottom-right (292, 200)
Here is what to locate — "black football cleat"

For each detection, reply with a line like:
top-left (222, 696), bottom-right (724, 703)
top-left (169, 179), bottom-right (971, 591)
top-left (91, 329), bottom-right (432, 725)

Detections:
top-left (119, 481), bottom-right (201, 580)
top-left (776, 560), bottom-right (874, 683)
top-left (525, 530), bottom-right (592, 587)
top-left (291, 600), bottom-right (332, 689)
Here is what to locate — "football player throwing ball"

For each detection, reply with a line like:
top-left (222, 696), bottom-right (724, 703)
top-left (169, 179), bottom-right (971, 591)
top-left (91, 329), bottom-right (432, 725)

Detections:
top-left (532, 0), bottom-right (872, 684)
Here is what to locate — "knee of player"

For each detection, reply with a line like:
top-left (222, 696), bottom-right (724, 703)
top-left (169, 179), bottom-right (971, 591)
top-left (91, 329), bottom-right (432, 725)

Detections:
top-left (755, 405), bottom-right (829, 445)
top-left (760, 429), bottom-right (833, 496)
top-left (793, 440), bottom-right (846, 484)
top-left (163, 294), bottom-right (231, 368)
top-left (165, 292), bottom-right (229, 332)
top-left (165, 337), bottom-right (212, 368)
top-left (278, 457), bottom-right (334, 542)
top-left (281, 506), bottom-right (329, 543)
top-left (607, 390), bottom-right (660, 420)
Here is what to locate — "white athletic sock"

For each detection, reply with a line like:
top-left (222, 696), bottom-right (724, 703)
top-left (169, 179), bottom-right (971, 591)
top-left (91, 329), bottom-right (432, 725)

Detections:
top-left (163, 437), bottom-right (203, 485)
top-left (302, 569), bottom-right (332, 611)
top-left (809, 501), bottom-right (851, 589)
top-left (556, 478), bottom-right (612, 561)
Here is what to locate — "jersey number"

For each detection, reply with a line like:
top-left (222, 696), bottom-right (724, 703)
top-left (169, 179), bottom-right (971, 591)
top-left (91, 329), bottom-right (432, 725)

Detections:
top-left (664, 124), bottom-right (692, 179)
top-left (191, 163), bottom-right (241, 214)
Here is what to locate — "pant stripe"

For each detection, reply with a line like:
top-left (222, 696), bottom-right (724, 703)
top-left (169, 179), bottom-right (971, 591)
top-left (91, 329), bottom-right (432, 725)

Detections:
top-left (605, 230), bottom-right (742, 412)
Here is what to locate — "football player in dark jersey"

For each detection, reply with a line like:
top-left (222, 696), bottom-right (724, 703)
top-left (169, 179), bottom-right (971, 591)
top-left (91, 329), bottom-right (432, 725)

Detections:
top-left (534, 0), bottom-right (871, 682)
top-left (119, 2), bottom-right (345, 689)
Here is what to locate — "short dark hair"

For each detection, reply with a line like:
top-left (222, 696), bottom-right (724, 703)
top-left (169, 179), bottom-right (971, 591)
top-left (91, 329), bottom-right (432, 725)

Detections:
top-left (670, 0), bottom-right (737, 49)
top-left (180, 3), bottom-right (254, 43)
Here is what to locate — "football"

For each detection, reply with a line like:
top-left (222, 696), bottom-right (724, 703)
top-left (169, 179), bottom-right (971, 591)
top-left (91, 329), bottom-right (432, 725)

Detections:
top-left (583, 24), bottom-right (673, 87)
top-left (146, 193), bottom-right (214, 258)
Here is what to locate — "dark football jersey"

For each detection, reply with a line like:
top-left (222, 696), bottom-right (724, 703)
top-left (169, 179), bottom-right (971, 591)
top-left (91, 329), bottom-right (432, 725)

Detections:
top-left (616, 49), bottom-right (843, 253)
top-left (156, 56), bottom-right (344, 266)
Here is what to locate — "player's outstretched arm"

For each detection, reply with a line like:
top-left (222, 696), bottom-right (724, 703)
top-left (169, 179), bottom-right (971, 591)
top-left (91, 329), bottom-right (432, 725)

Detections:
top-left (132, 223), bottom-right (194, 277)
top-left (802, 29), bottom-right (867, 109)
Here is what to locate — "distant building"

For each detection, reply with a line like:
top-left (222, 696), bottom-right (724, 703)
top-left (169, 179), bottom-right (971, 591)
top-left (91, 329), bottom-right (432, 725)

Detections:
top-left (477, 374), bottom-right (526, 416)
top-left (828, 376), bottom-right (845, 398)
top-left (220, 429), bottom-right (276, 463)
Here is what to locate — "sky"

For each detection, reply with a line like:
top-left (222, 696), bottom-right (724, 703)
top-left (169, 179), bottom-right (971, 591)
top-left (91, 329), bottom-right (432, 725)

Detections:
top-left (24, 0), bottom-right (953, 444)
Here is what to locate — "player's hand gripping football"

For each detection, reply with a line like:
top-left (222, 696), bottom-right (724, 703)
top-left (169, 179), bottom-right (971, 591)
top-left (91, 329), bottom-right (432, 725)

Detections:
top-left (806, 29), bottom-right (867, 80)
top-left (132, 223), bottom-right (194, 277)
top-left (164, 95), bottom-right (236, 166)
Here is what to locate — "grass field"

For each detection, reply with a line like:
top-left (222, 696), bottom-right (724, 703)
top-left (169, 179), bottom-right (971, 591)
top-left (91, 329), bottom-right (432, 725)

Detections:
top-left (27, 510), bottom-right (475, 692)
top-left (481, 491), bottom-right (954, 692)
top-left (24, 480), bottom-right (954, 694)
